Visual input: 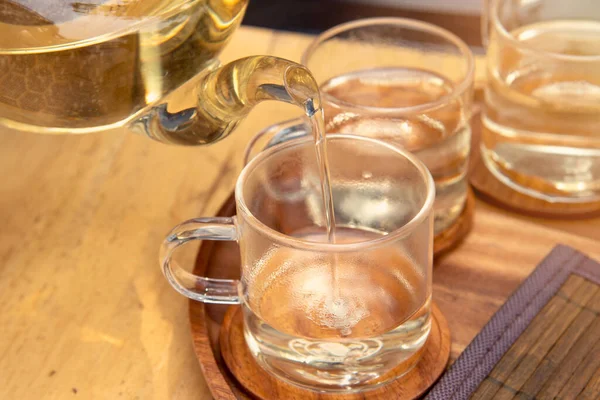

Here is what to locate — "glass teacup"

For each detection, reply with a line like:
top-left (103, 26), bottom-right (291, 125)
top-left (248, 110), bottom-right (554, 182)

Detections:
top-left (161, 134), bottom-right (435, 391)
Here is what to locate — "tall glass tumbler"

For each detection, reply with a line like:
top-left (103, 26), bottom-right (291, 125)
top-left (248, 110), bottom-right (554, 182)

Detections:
top-left (482, 0), bottom-right (600, 202)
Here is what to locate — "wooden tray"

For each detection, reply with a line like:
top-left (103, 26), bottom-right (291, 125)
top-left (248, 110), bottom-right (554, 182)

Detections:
top-left (189, 195), bottom-right (452, 399)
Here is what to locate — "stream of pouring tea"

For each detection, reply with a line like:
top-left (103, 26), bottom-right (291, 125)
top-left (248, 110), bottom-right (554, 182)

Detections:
top-left (305, 99), bottom-right (337, 244)
top-left (283, 65), bottom-right (340, 309)
top-left (304, 99), bottom-right (342, 305)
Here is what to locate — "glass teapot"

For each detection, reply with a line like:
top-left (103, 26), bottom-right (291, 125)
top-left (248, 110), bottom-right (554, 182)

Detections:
top-left (0, 0), bottom-right (320, 145)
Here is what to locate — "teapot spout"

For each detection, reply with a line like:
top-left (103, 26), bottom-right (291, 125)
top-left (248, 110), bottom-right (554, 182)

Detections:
top-left (129, 56), bottom-right (321, 146)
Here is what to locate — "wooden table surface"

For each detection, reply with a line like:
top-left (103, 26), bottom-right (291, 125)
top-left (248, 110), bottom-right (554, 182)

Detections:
top-left (1, 26), bottom-right (598, 400)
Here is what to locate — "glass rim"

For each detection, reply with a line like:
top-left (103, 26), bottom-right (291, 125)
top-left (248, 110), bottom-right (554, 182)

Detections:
top-left (235, 133), bottom-right (435, 253)
top-left (301, 17), bottom-right (475, 115)
top-left (1, 0), bottom-right (210, 54)
top-left (490, 0), bottom-right (600, 61)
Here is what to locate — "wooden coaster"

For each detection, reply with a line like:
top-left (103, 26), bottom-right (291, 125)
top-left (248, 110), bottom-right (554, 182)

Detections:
top-left (469, 113), bottom-right (600, 219)
top-left (433, 187), bottom-right (474, 257)
top-left (220, 304), bottom-right (450, 400)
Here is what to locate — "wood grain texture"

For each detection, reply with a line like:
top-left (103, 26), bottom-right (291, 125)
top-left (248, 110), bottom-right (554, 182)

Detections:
top-left (218, 304), bottom-right (449, 400)
top-left (431, 210), bottom-right (600, 363)
top-left (1, 25), bottom-right (599, 400)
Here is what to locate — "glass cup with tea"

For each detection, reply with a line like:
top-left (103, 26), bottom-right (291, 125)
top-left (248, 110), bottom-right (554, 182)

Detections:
top-left (160, 134), bottom-right (435, 391)
top-left (481, 0), bottom-right (600, 202)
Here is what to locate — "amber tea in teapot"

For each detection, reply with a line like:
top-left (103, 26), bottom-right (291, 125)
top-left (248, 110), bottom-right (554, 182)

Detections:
top-left (0, 0), bottom-right (250, 135)
top-left (0, 0), bottom-right (325, 147)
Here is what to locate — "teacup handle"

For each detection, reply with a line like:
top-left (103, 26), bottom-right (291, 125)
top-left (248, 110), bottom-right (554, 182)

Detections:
top-left (160, 217), bottom-right (240, 304)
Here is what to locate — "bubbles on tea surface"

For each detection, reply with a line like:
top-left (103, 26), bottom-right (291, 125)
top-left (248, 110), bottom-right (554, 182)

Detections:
top-left (249, 248), bottom-right (372, 337)
top-left (299, 270), bottom-right (370, 337)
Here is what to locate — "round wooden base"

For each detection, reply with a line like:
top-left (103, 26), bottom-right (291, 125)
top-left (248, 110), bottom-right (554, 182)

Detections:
top-left (220, 304), bottom-right (450, 400)
top-left (433, 188), bottom-right (474, 256)
top-left (470, 115), bottom-right (600, 219)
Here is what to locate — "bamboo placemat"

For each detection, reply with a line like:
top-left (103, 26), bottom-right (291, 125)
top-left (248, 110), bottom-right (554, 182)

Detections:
top-left (427, 245), bottom-right (600, 400)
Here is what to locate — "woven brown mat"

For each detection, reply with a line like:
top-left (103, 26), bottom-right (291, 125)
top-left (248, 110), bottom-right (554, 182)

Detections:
top-left (427, 245), bottom-right (600, 400)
